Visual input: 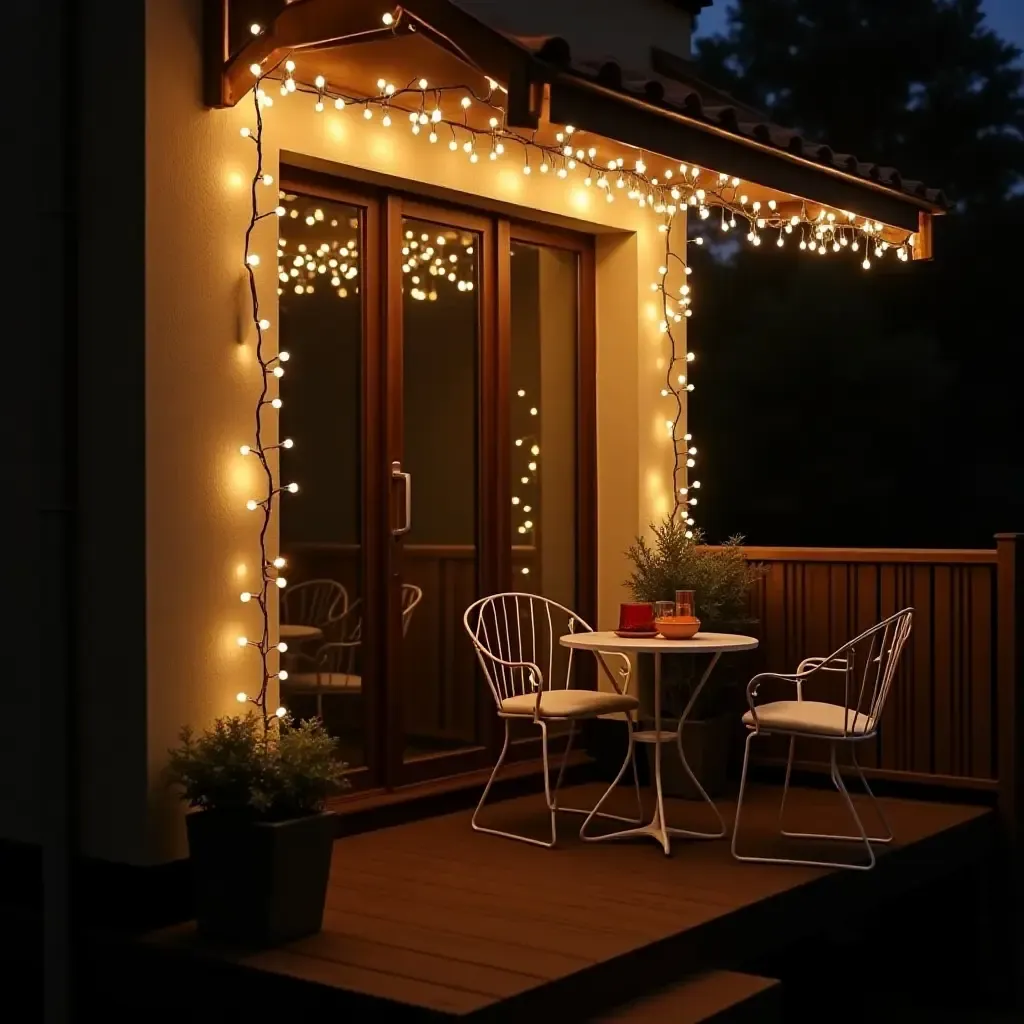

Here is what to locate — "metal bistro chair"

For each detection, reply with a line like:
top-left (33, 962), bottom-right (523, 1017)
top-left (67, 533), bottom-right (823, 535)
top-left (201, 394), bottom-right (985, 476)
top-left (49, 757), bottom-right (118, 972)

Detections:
top-left (732, 608), bottom-right (913, 870)
top-left (281, 579), bottom-right (348, 634)
top-left (464, 593), bottom-right (643, 849)
top-left (281, 585), bottom-right (424, 717)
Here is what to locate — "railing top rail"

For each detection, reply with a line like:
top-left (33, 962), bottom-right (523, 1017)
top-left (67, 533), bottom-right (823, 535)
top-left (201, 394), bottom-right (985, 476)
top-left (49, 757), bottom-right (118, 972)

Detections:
top-left (709, 546), bottom-right (997, 565)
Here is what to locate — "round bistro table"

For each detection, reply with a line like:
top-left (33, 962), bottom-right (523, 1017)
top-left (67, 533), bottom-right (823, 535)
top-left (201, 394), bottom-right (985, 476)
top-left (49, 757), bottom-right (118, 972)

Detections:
top-left (559, 630), bottom-right (759, 855)
top-left (278, 624), bottom-right (324, 643)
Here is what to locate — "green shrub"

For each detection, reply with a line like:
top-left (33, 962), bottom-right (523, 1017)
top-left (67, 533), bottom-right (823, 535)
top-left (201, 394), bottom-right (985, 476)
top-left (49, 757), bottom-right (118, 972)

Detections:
top-left (168, 712), bottom-right (348, 820)
top-left (625, 519), bottom-right (766, 626)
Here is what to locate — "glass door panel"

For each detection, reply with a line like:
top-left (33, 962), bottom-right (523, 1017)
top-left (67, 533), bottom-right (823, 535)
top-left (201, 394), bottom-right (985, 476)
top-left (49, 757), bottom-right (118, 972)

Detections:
top-left (396, 214), bottom-right (484, 766)
top-left (277, 190), bottom-right (370, 777)
top-left (509, 240), bottom-right (580, 739)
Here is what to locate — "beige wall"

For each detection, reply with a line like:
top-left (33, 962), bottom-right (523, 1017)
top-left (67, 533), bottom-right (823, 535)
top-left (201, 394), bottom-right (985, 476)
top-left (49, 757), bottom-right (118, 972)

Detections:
top-left (131, 0), bottom-right (686, 863)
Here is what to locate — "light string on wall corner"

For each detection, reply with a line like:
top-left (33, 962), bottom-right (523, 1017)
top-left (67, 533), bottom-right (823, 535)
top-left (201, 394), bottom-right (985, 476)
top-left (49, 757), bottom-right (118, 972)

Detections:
top-left (654, 213), bottom-right (701, 531)
top-left (236, 72), bottom-right (296, 732)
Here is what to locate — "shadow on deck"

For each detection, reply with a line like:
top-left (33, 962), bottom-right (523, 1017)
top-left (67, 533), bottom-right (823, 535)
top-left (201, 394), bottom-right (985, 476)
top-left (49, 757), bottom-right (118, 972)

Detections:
top-left (133, 783), bottom-right (996, 1022)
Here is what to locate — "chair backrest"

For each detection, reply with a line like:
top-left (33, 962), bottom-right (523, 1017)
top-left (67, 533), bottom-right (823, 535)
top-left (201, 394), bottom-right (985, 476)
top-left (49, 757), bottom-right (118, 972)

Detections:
top-left (809, 608), bottom-right (914, 735)
top-left (318, 599), bottom-right (363, 674)
top-left (282, 579), bottom-right (347, 631)
top-left (317, 588), bottom-right (421, 673)
top-left (401, 584), bottom-right (423, 637)
top-left (463, 593), bottom-right (592, 709)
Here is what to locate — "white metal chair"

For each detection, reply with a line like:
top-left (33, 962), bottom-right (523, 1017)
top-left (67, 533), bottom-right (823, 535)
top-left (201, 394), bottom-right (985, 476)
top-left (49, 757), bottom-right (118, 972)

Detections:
top-left (732, 608), bottom-right (913, 870)
top-left (281, 579), bottom-right (348, 633)
top-left (464, 593), bottom-right (643, 848)
top-left (281, 585), bottom-right (424, 716)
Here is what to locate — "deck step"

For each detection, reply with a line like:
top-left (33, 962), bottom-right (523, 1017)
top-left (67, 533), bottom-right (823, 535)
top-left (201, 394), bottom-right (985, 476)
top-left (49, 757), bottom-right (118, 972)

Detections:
top-left (593, 970), bottom-right (781, 1023)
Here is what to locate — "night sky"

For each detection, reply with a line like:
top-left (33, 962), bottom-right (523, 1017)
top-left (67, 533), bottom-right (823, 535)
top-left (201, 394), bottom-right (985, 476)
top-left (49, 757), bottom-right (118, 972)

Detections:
top-left (695, 0), bottom-right (1024, 52)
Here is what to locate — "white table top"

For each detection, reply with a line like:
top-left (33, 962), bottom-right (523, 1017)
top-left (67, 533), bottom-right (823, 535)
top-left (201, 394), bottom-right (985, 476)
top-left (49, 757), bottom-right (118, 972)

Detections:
top-left (279, 624), bottom-right (324, 641)
top-left (559, 630), bottom-right (759, 654)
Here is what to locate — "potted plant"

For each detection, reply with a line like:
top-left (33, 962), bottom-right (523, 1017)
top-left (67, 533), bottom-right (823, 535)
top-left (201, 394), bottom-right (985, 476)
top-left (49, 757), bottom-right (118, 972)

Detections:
top-left (168, 711), bottom-right (348, 945)
top-left (625, 518), bottom-right (766, 799)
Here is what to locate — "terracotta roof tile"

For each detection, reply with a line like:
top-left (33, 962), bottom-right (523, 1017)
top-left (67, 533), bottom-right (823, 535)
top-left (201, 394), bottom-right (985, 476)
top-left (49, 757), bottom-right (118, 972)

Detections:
top-left (509, 34), bottom-right (947, 208)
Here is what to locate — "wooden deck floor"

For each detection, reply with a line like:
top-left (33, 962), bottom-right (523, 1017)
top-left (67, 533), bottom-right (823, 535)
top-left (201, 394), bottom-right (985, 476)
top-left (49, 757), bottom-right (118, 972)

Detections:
top-left (144, 783), bottom-right (993, 1021)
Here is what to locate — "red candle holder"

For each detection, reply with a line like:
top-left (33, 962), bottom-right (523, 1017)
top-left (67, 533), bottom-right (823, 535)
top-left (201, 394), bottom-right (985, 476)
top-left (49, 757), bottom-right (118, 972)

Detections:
top-left (618, 602), bottom-right (655, 632)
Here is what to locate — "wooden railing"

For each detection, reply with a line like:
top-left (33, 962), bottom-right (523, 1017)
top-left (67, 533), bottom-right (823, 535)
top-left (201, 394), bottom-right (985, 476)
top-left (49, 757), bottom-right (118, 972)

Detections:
top-left (740, 537), bottom-right (1023, 843)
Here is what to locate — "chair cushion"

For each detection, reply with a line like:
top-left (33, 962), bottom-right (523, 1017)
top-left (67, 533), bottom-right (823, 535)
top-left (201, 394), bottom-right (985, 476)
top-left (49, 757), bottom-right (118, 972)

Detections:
top-left (283, 673), bottom-right (362, 692)
top-left (500, 689), bottom-right (639, 719)
top-left (742, 700), bottom-right (874, 736)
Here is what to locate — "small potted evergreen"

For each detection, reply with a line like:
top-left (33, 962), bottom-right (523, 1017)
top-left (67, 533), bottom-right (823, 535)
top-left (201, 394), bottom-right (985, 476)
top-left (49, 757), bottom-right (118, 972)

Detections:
top-left (168, 711), bottom-right (348, 945)
top-left (625, 519), bottom-right (767, 798)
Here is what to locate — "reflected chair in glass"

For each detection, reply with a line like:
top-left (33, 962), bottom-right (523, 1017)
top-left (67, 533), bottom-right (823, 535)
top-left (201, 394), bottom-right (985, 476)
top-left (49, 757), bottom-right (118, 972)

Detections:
top-left (281, 585), bottom-right (424, 717)
top-left (281, 579), bottom-right (348, 633)
top-left (732, 609), bottom-right (913, 870)
top-left (463, 593), bottom-right (643, 848)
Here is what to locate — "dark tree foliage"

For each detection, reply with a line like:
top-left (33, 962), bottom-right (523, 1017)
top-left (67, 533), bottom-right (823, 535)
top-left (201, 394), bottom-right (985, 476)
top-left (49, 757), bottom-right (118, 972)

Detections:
top-left (689, 0), bottom-right (1024, 547)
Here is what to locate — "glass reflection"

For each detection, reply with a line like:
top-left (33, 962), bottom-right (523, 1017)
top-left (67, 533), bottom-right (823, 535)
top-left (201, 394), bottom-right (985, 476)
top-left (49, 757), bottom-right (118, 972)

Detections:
top-left (509, 241), bottom-right (580, 736)
top-left (399, 216), bottom-right (482, 762)
top-left (276, 190), bottom-right (366, 770)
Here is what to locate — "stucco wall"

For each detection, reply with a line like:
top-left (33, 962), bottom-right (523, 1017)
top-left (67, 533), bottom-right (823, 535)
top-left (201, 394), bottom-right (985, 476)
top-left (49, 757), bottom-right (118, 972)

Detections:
top-left (135, 0), bottom-right (685, 863)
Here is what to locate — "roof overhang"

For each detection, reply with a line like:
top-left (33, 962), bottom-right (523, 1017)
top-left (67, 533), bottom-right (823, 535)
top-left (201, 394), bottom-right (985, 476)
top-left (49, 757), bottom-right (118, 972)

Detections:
top-left (207, 0), bottom-right (944, 250)
top-left (546, 74), bottom-right (930, 233)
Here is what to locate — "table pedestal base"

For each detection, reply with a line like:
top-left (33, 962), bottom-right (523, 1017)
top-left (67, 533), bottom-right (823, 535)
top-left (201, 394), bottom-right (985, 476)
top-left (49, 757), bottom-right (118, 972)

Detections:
top-left (581, 651), bottom-right (727, 856)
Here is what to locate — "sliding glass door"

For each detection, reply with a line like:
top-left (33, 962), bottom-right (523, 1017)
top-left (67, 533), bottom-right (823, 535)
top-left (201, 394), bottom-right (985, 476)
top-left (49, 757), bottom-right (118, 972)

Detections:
top-left (386, 201), bottom-right (493, 782)
top-left (278, 170), bottom-right (594, 791)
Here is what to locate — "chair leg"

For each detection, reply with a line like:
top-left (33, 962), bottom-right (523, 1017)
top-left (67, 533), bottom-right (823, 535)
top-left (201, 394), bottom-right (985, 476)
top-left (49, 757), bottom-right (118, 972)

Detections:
top-left (557, 717), bottom-right (644, 826)
top-left (580, 716), bottom-right (642, 839)
top-left (472, 719), bottom-right (558, 849)
top-left (780, 740), bottom-right (892, 844)
top-left (733, 733), bottom-right (876, 870)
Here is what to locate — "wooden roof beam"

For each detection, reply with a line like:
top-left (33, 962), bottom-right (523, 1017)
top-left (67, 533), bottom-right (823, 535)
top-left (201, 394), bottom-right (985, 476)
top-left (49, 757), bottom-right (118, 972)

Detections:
top-left (206, 0), bottom-right (544, 127)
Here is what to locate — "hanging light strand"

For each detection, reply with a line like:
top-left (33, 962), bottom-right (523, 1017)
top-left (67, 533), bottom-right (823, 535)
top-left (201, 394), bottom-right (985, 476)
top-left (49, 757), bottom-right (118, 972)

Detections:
top-left (251, 61), bottom-right (914, 260)
top-left (237, 76), bottom-right (292, 730)
top-left (238, 53), bottom-right (917, 602)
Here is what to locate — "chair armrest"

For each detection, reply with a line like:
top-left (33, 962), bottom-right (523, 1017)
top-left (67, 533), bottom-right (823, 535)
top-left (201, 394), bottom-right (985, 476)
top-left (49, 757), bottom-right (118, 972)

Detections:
top-left (471, 645), bottom-right (546, 714)
top-left (745, 652), bottom-right (852, 725)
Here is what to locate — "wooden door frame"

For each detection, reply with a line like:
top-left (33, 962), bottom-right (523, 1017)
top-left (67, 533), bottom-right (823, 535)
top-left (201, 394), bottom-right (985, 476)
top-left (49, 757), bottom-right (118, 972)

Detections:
top-left (279, 165), bottom-right (598, 789)
top-left (501, 222), bottom-right (598, 706)
top-left (274, 175), bottom-right (388, 792)
top-left (385, 196), bottom-right (497, 786)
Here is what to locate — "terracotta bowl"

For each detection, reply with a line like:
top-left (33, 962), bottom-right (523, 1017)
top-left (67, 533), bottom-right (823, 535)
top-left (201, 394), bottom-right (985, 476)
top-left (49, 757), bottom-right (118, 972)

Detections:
top-left (655, 617), bottom-right (701, 640)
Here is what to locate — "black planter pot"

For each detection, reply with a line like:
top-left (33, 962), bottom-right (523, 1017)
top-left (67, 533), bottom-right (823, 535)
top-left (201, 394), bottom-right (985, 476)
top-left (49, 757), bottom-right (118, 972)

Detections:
top-left (644, 713), bottom-right (733, 799)
top-left (185, 810), bottom-right (336, 946)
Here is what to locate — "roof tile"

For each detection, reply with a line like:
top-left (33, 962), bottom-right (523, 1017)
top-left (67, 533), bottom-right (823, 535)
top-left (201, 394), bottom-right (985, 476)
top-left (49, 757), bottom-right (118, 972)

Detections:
top-left (508, 34), bottom-right (947, 208)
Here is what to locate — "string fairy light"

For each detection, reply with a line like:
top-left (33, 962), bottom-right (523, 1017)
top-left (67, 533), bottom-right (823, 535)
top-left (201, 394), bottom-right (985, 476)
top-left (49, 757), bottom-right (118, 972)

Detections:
top-left (236, 76), bottom-right (293, 729)
top-left (240, 30), bottom-right (918, 587)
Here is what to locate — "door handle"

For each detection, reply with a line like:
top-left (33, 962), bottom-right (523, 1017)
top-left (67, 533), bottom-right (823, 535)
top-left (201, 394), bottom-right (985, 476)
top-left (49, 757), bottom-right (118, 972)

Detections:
top-left (391, 461), bottom-right (411, 536)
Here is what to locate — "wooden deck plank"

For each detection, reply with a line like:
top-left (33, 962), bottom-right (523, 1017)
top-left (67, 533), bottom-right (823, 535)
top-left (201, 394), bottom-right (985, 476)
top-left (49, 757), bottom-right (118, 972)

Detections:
top-left (143, 783), bottom-right (993, 1020)
top-left (247, 947), bottom-right (487, 1014)
top-left (285, 930), bottom-right (542, 998)
top-left (594, 970), bottom-right (781, 1023)
top-left (317, 905), bottom-right (589, 980)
